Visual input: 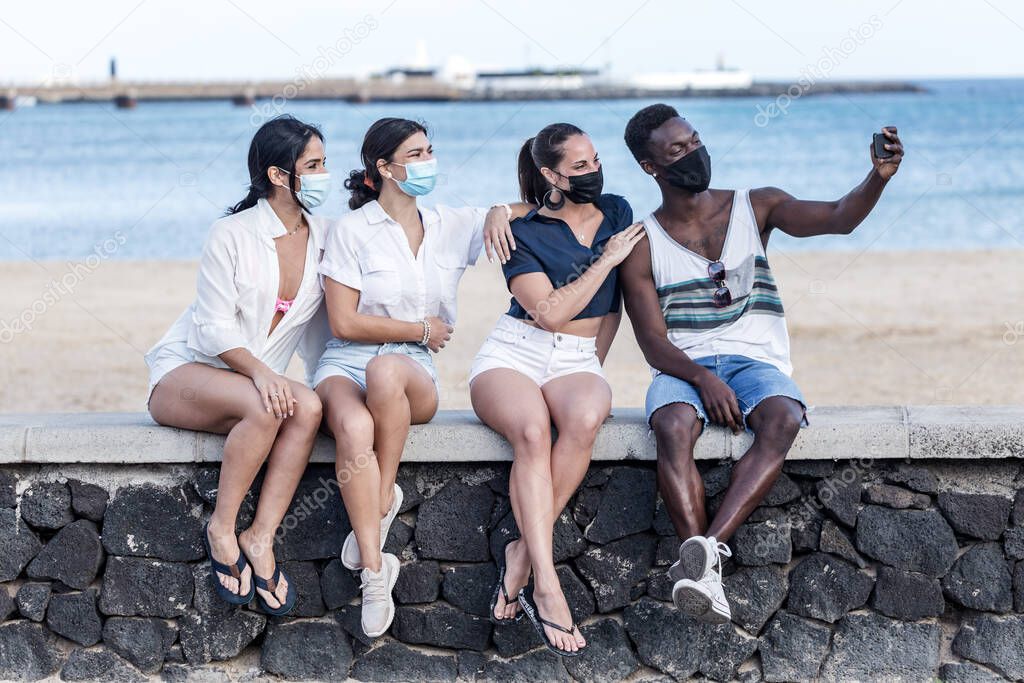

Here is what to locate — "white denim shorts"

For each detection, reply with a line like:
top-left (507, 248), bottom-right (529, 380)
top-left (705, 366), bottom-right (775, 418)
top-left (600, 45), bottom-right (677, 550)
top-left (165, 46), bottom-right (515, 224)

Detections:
top-left (468, 315), bottom-right (605, 387)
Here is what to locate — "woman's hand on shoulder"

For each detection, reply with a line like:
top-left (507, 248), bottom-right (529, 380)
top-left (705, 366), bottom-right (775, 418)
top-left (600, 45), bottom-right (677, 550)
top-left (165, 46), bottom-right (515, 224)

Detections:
top-left (599, 222), bottom-right (646, 268)
top-left (483, 206), bottom-right (517, 264)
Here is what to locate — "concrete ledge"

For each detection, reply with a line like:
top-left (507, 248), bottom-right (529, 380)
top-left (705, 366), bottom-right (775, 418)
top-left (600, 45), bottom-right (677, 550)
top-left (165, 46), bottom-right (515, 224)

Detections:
top-left (1, 406), bottom-right (1023, 464)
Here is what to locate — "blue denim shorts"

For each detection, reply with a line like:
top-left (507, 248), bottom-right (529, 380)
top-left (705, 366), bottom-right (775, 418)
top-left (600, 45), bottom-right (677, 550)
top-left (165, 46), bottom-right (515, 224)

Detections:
top-left (644, 354), bottom-right (807, 431)
top-left (313, 338), bottom-right (439, 394)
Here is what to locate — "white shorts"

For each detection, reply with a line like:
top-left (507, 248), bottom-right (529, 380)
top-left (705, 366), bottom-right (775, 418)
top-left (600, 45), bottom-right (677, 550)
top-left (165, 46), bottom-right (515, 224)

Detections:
top-left (468, 315), bottom-right (606, 387)
top-left (144, 339), bottom-right (196, 406)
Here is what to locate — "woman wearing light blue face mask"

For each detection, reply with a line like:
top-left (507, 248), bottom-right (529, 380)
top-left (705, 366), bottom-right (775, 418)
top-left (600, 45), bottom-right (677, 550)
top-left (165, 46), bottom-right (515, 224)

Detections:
top-left (145, 115), bottom-right (334, 616)
top-left (313, 117), bottom-right (531, 637)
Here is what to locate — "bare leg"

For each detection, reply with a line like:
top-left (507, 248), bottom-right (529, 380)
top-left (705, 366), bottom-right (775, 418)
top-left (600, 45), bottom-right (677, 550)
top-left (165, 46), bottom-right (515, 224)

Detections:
top-left (148, 363), bottom-right (286, 598)
top-left (364, 354), bottom-right (438, 517)
top-left (543, 373), bottom-right (612, 514)
top-left (471, 369), bottom-right (580, 654)
top-left (499, 373), bottom-right (613, 625)
top-left (237, 379), bottom-right (321, 608)
top-left (535, 372), bottom-right (612, 647)
top-left (706, 396), bottom-right (802, 542)
top-left (651, 403), bottom-right (707, 539)
top-left (317, 377), bottom-right (383, 572)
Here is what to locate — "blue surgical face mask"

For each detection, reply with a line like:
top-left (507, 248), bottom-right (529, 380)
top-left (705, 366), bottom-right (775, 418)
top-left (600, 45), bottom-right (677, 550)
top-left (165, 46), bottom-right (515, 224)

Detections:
top-left (391, 158), bottom-right (437, 197)
top-left (279, 169), bottom-right (332, 209)
top-left (294, 171), bottom-right (332, 209)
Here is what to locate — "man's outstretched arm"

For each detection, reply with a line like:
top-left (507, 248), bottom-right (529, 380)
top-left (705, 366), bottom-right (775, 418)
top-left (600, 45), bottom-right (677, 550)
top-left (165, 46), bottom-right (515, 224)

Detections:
top-left (751, 127), bottom-right (904, 239)
top-left (619, 238), bottom-right (743, 432)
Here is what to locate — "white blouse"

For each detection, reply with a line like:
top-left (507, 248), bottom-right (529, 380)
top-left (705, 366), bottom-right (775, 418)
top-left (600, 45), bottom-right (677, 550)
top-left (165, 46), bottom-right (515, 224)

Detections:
top-left (319, 200), bottom-right (487, 326)
top-left (145, 198), bottom-right (331, 394)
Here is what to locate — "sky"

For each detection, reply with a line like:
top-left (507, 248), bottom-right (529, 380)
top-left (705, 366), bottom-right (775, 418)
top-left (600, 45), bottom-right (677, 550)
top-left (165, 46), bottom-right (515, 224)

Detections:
top-left (1, 0), bottom-right (1022, 86)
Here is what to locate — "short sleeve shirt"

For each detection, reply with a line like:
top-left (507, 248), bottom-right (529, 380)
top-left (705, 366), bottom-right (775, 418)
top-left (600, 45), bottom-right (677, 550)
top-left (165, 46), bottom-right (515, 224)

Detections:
top-left (319, 200), bottom-right (486, 326)
top-left (502, 194), bottom-right (633, 321)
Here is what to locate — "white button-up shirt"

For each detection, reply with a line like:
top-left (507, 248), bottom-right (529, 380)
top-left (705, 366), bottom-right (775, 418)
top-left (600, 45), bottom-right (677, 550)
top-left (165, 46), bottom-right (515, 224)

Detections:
top-left (145, 198), bottom-right (331, 394)
top-left (319, 200), bottom-right (487, 326)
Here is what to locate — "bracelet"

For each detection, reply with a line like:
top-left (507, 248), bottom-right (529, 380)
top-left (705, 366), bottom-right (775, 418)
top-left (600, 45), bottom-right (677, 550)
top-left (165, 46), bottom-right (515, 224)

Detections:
top-left (420, 319), bottom-right (431, 346)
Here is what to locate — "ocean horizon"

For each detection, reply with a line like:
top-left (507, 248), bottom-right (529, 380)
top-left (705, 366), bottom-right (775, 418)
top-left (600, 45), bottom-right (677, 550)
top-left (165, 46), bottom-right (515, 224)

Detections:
top-left (1, 77), bottom-right (1021, 261)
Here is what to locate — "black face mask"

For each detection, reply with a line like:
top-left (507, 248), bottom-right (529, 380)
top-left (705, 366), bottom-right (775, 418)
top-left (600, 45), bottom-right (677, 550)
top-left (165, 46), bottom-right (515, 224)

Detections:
top-left (659, 146), bottom-right (711, 193)
top-left (559, 166), bottom-right (604, 204)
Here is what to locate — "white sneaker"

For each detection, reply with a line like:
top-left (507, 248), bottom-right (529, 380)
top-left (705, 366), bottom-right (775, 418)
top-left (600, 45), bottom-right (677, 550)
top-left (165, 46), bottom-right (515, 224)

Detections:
top-left (670, 536), bottom-right (732, 624)
top-left (341, 483), bottom-right (403, 570)
top-left (360, 552), bottom-right (400, 638)
top-left (668, 534), bottom-right (716, 583)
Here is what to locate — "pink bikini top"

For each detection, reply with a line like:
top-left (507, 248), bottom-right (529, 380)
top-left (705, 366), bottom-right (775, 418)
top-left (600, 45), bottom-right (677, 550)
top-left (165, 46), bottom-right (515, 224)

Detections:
top-left (275, 297), bottom-right (293, 313)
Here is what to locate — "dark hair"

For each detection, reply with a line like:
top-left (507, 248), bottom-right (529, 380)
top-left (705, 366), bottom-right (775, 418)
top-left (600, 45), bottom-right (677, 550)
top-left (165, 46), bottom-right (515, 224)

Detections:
top-left (228, 115), bottom-right (324, 215)
top-left (624, 103), bottom-right (680, 163)
top-left (345, 117), bottom-right (429, 210)
top-left (516, 123), bottom-right (586, 206)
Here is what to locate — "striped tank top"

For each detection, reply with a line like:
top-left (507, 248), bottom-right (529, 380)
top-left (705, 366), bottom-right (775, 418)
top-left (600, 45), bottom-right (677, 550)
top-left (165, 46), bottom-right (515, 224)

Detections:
top-left (643, 189), bottom-right (793, 376)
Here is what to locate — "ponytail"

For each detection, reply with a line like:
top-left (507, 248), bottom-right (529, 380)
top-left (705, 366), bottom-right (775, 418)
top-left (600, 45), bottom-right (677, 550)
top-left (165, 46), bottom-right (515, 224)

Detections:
top-left (344, 169), bottom-right (381, 210)
top-left (517, 137), bottom-right (548, 206)
top-left (229, 187), bottom-right (262, 215)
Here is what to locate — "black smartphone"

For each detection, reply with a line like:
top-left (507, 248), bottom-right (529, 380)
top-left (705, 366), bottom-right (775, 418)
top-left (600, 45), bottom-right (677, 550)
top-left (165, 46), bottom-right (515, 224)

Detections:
top-left (873, 127), bottom-right (897, 159)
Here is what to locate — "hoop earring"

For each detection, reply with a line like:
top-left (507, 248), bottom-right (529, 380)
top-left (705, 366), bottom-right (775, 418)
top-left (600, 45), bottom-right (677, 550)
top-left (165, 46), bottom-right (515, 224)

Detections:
top-left (543, 188), bottom-right (565, 211)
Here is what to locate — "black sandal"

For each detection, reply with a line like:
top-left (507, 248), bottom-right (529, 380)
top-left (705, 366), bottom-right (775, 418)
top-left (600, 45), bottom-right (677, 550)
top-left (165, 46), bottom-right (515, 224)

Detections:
top-left (251, 565), bottom-right (296, 616)
top-left (518, 585), bottom-right (586, 658)
top-left (490, 537), bottom-right (524, 624)
top-left (203, 523), bottom-right (255, 606)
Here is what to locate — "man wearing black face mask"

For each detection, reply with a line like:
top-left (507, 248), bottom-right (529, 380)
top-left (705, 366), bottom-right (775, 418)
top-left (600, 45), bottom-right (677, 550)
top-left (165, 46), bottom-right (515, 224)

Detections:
top-left (618, 104), bottom-right (903, 624)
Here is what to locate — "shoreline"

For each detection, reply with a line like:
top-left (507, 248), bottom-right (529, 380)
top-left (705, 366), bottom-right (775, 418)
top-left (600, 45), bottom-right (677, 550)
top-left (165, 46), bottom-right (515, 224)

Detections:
top-left (6, 79), bottom-right (924, 108)
top-left (1, 248), bottom-right (1021, 413)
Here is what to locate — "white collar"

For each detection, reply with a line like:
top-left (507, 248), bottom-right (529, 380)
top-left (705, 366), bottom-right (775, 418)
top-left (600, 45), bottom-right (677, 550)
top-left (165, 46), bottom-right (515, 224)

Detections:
top-left (256, 197), bottom-right (311, 240)
top-left (360, 199), bottom-right (440, 227)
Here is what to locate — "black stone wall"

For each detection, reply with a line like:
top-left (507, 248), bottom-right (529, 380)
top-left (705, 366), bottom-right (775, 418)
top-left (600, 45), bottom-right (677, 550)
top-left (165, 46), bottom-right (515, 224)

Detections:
top-left (0, 458), bottom-right (1023, 682)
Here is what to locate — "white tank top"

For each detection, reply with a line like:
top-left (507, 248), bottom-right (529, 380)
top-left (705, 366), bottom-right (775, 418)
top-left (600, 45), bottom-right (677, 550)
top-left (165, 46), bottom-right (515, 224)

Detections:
top-left (643, 190), bottom-right (793, 376)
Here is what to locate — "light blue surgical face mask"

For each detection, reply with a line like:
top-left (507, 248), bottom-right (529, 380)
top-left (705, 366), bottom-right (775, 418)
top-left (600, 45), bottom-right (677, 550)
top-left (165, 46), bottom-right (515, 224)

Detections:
top-left (280, 169), bottom-right (332, 209)
top-left (391, 158), bottom-right (438, 197)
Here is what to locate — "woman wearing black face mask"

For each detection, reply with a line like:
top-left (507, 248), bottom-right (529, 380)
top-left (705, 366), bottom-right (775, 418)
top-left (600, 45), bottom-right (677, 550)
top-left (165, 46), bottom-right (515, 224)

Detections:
top-left (468, 123), bottom-right (645, 657)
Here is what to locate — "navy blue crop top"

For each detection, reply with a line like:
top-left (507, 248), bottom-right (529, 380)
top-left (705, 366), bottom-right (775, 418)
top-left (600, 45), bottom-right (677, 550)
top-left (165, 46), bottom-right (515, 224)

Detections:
top-left (502, 194), bottom-right (633, 321)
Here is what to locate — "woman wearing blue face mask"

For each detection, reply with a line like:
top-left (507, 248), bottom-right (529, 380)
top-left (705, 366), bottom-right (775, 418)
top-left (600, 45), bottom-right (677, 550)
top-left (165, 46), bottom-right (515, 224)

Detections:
top-left (145, 115), bottom-right (334, 616)
top-left (314, 117), bottom-right (530, 638)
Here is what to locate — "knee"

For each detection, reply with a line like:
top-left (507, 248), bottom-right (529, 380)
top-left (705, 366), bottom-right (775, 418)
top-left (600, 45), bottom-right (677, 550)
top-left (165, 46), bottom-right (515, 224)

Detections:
top-left (561, 407), bottom-right (607, 444)
top-left (327, 407), bottom-right (374, 448)
top-left (244, 401), bottom-right (284, 433)
top-left (512, 421), bottom-right (551, 455)
top-left (757, 409), bottom-right (802, 451)
top-left (290, 391), bottom-right (323, 429)
top-left (365, 356), bottom-right (405, 401)
top-left (651, 404), bottom-right (702, 447)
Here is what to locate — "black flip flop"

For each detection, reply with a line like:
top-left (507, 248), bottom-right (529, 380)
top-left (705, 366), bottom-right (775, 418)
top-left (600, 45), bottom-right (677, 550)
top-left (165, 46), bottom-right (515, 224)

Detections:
top-left (490, 536), bottom-right (524, 624)
top-left (252, 565), bottom-right (297, 616)
top-left (518, 585), bottom-right (586, 658)
top-left (203, 523), bottom-right (255, 606)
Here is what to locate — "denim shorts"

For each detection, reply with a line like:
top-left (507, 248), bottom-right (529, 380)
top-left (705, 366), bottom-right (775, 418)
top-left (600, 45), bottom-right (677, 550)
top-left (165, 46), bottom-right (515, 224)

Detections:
top-left (313, 338), bottom-right (439, 394)
top-left (645, 354), bottom-right (807, 431)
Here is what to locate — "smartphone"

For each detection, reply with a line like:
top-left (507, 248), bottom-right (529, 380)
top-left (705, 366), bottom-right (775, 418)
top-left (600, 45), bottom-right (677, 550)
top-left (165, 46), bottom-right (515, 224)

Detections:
top-left (873, 127), bottom-right (897, 159)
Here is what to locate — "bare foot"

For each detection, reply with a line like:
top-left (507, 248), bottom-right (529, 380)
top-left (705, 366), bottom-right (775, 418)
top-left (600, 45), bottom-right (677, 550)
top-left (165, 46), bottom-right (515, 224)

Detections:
top-left (494, 539), bottom-right (530, 621)
top-left (533, 584), bottom-right (586, 653)
top-left (207, 518), bottom-right (251, 597)
top-left (238, 525), bottom-right (288, 609)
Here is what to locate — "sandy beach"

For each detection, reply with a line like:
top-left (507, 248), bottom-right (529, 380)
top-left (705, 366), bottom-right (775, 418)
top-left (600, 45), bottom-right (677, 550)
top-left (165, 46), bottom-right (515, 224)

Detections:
top-left (1, 249), bottom-right (1021, 414)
